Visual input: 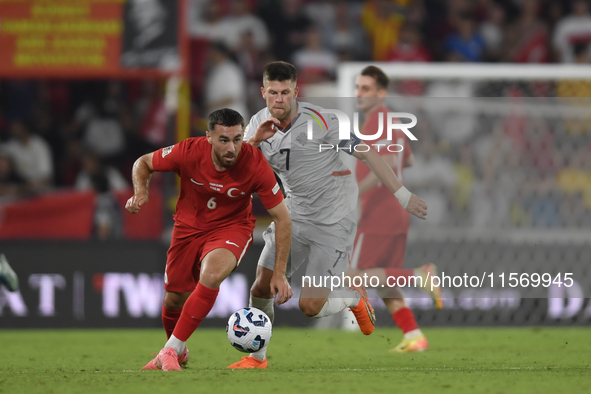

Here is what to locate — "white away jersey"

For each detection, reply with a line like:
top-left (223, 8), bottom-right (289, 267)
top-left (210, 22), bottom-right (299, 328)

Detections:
top-left (245, 102), bottom-right (358, 224)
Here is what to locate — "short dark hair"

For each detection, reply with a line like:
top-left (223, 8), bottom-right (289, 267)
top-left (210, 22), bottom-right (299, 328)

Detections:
top-left (208, 108), bottom-right (244, 132)
top-left (360, 65), bottom-right (390, 90)
top-left (263, 61), bottom-right (297, 85)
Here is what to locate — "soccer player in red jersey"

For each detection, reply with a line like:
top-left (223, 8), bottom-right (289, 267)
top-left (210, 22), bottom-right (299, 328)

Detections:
top-left (125, 109), bottom-right (291, 371)
top-left (347, 66), bottom-right (442, 353)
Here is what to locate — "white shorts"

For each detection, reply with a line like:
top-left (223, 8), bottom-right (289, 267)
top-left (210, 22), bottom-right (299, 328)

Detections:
top-left (258, 211), bottom-right (357, 284)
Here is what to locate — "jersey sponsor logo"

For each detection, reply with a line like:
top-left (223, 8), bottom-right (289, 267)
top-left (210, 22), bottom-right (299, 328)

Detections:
top-left (209, 182), bottom-right (223, 191)
top-left (272, 183), bottom-right (280, 195)
top-left (162, 145), bottom-right (174, 158)
top-left (227, 188), bottom-right (245, 197)
top-left (190, 178), bottom-right (204, 186)
top-left (226, 240), bottom-right (239, 247)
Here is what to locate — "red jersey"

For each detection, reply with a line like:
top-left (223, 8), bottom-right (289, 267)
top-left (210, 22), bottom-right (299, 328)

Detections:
top-left (356, 106), bottom-right (412, 235)
top-left (152, 137), bottom-right (283, 232)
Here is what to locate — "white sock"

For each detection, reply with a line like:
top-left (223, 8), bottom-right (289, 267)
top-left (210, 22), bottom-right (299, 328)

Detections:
top-left (164, 334), bottom-right (186, 356)
top-left (312, 289), bottom-right (360, 318)
top-left (248, 296), bottom-right (274, 361)
top-left (404, 329), bottom-right (423, 340)
top-left (250, 295), bottom-right (275, 323)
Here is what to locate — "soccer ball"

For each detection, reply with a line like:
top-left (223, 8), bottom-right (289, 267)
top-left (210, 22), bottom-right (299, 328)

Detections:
top-left (226, 307), bottom-right (272, 353)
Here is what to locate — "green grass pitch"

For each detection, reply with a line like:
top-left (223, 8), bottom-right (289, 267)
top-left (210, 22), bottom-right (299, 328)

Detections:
top-left (0, 327), bottom-right (588, 394)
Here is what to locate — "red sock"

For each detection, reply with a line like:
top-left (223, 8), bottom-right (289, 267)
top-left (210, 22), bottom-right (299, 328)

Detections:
top-left (385, 268), bottom-right (417, 285)
top-left (162, 303), bottom-right (182, 339)
top-left (392, 307), bottom-right (419, 334)
top-left (172, 282), bottom-right (219, 342)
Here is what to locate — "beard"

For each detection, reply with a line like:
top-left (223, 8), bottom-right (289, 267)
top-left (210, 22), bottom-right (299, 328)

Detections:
top-left (214, 150), bottom-right (237, 168)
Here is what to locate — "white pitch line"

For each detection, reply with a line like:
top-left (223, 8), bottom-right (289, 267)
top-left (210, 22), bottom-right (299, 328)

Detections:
top-left (1, 366), bottom-right (589, 375)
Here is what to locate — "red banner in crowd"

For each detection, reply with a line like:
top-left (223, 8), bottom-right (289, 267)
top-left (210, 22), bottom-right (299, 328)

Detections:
top-left (0, 189), bottom-right (163, 240)
top-left (0, 0), bottom-right (187, 78)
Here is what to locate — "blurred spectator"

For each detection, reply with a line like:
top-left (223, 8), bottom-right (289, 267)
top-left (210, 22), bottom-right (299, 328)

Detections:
top-left (424, 79), bottom-right (476, 143)
top-left (325, 1), bottom-right (369, 61)
top-left (452, 141), bottom-right (476, 215)
top-left (1, 119), bottom-right (53, 192)
top-left (222, 0), bottom-right (269, 52)
top-left (423, 0), bottom-right (471, 61)
top-left (386, 23), bottom-right (431, 96)
top-left (479, 1), bottom-right (505, 61)
top-left (0, 153), bottom-right (27, 201)
top-left (188, 0), bottom-right (228, 42)
top-left (404, 135), bottom-right (457, 225)
top-left (553, 0), bottom-right (591, 63)
top-left (258, 0), bottom-right (311, 61)
top-left (292, 27), bottom-right (338, 84)
top-left (73, 82), bottom-right (127, 161)
top-left (304, 0), bottom-right (337, 29)
top-left (237, 31), bottom-right (273, 82)
top-left (236, 31), bottom-right (275, 115)
top-left (544, 0), bottom-right (566, 45)
top-left (405, 0), bottom-right (426, 26)
top-left (2, 81), bottom-right (35, 120)
top-left (30, 106), bottom-right (63, 183)
top-left (58, 139), bottom-right (84, 187)
top-left (90, 172), bottom-right (124, 240)
top-left (75, 152), bottom-right (129, 193)
top-left (503, 0), bottom-right (549, 63)
top-left (361, 0), bottom-right (405, 61)
top-left (134, 80), bottom-right (168, 147)
top-left (444, 13), bottom-right (486, 62)
top-left (556, 43), bottom-right (591, 135)
top-left (205, 42), bottom-right (248, 118)
top-left (81, 110), bottom-right (126, 161)
top-left (556, 147), bottom-right (591, 213)
top-left (386, 23), bottom-right (431, 62)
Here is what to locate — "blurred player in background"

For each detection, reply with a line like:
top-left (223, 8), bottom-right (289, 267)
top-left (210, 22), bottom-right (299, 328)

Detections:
top-left (126, 108), bottom-right (291, 371)
top-left (348, 66), bottom-right (442, 353)
top-left (0, 254), bottom-right (19, 292)
top-left (227, 61), bottom-right (428, 369)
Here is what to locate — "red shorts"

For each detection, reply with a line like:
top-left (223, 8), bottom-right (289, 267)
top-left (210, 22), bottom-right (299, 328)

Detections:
top-left (353, 232), bottom-right (407, 270)
top-left (164, 222), bottom-right (254, 293)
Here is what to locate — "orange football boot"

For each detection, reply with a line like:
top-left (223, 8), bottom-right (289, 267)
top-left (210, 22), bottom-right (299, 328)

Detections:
top-left (349, 285), bottom-right (376, 335)
top-left (227, 356), bottom-right (268, 369)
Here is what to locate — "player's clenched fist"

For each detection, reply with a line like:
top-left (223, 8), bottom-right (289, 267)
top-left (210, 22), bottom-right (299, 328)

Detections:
top-left (406, 194), bottom-right (428, 220)
top-left (270, 274), bottom-right (292, 305)
top-left (125, 194), bottom-right (149, 214)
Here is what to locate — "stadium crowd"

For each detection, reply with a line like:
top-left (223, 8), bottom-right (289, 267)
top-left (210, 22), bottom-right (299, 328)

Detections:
top-left (0, 0), bottom-right (590, 236)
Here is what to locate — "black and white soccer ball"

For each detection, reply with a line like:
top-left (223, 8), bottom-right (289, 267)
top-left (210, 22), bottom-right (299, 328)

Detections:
top-left (226, 307), bottom-right (272, 353)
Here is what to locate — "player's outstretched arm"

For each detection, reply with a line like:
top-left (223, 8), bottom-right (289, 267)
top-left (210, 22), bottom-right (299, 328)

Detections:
top-left (266, 200), bottom-right (292, 305)
top-left (357, 153), bottom-right (414, 195)
top-left (353, 143), bottom-right (428, 220)
top-left (247, 117), bottom-right (281, 148)
top-left (125, 152), bottom-right (155, 214)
